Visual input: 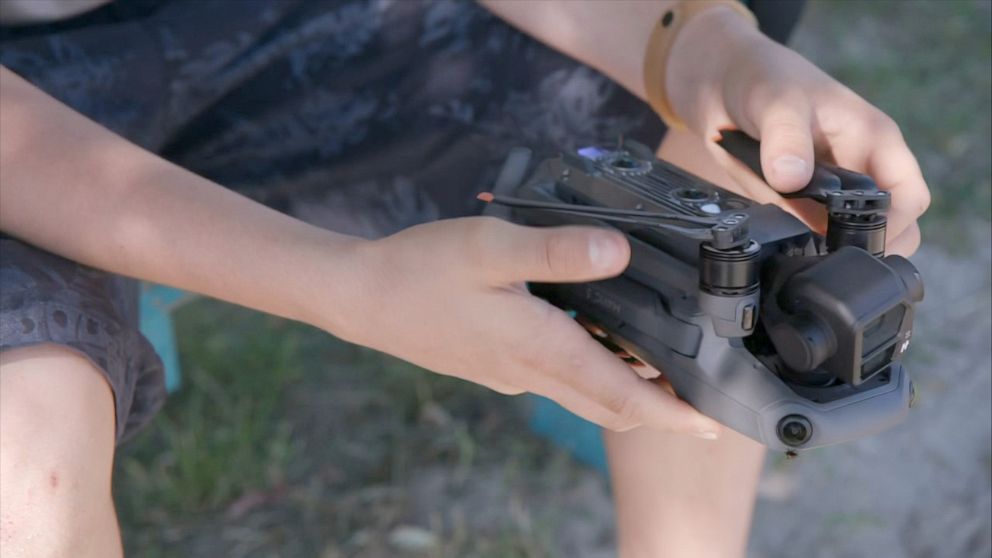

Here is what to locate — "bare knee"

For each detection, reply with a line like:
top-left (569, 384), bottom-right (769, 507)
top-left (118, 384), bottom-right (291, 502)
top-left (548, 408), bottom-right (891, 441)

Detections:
top-left (0, 344), bottom-right (121, 558)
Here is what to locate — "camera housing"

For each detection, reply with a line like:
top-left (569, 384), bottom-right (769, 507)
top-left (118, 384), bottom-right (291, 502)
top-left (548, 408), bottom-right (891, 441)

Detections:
top-left (485, 132), bottom-right (924, 451)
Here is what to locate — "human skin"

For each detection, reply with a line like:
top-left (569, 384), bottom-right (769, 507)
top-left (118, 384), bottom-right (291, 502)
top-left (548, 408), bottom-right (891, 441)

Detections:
top-left (0, 345), bottom-right (122, 557)
top-left (0, 1), bottom-right (930, 556)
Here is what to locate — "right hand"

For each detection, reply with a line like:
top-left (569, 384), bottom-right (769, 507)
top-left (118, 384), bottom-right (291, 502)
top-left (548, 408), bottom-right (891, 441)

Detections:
top-left (332, 217), bottom-right (721, 438)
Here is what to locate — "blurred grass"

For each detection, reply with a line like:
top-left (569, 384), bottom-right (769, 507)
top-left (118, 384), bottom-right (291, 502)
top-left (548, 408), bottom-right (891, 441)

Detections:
top-left (114, 1), bottom-right (991, 556)
top-left (114, 300), bottom-right (569, 556)
top-left (114, 303), bottom-right (305, 527)
top-left (790, 0), bottom-right (991, 244)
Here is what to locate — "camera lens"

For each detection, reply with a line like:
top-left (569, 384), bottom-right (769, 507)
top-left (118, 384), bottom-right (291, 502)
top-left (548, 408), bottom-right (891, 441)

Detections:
top-left (774, 315), bottom-right (835, 372)
top-left (777, 415), bottom-right (813, 447)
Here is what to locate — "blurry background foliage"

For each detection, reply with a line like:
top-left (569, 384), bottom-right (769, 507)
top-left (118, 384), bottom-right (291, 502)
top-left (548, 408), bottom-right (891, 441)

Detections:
top-left (113, 1), bottom-right (991, 557)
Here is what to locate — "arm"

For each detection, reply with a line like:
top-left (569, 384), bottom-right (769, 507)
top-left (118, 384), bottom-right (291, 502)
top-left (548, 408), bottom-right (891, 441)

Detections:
top-left (0, 66), bottom-right (719, 437)
top-left (478, 0), bottom-right (680, 102)
top-left (0, 66), bottom-right (363, 332)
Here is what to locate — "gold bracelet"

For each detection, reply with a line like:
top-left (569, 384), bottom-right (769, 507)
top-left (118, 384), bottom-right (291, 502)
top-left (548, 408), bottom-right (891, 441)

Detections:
top-left (643, 0), bottom-right (757, 130)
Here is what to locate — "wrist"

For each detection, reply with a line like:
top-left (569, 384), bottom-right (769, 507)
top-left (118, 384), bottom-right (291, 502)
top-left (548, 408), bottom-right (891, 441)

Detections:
top-left (664, 5), bottom-right (764, 133)
top-left (285, 228), bottom-right (375, 338)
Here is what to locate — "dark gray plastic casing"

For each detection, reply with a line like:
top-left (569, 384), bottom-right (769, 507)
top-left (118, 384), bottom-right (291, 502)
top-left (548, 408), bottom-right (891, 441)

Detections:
top-left (505, 148), bottom-right (917, 451)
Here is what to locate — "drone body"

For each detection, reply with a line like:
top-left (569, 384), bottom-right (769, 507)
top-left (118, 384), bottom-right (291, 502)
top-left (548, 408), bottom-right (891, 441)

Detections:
top-left (486, 132), bottom-right (923, 451)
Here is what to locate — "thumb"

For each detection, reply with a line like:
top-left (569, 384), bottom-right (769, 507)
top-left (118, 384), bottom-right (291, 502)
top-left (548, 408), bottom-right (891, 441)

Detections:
top-left (758, 99), bottom-right (815, 193)
top-left (482, 221), bottom-right (630, 284)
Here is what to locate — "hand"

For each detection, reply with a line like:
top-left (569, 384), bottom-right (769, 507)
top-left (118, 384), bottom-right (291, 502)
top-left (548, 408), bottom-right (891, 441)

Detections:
top-left (333, 217), bottom-right (721, 438)
top-left (666, 8), bottom-right (930, 257)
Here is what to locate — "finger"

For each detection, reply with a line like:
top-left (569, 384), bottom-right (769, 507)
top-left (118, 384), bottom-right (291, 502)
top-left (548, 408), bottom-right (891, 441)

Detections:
top-left (757, 96), bottom-right (816, 193)
top-left (535, 384), bottom-right (642, 432)
top-left (472, 219), bottom-right (630, 284)
top-left (521, 316), bottom-right (721, 438)
top-left (885, 222), bottom-right (921, 257)
top-left (471, 376), bottom-right (526, 395)
top-left (490, 385), bottom-right (526, 396)
top-left (821, 111), bottom-right (930, 241)
top-left (865, 124), bottom-right (931, 241)
top-left (705, 139), bottom-right (791, 203)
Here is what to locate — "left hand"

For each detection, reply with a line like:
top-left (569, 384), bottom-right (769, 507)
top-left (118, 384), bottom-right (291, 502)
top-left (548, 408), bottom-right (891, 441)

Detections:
top-left (666, 8), bottom-right (931, 257)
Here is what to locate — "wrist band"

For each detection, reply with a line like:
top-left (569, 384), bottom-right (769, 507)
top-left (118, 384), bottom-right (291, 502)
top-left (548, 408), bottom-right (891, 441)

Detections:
top-left (643, 0), bottom-right (757, 130)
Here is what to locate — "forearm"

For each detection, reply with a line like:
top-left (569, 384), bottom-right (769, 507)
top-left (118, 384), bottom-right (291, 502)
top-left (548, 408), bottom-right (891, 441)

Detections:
top-left (478, 0), bottom-right (677, 100)
top-left (478, 0), bottom-right (760, 106)
top-left (0, 67), bottom-right (363, 332)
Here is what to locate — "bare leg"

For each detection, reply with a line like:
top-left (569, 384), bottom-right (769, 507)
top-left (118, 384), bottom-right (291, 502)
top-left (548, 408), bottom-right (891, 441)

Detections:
top-left (605, 129), bottom-right (766, 558)
top-left (0, 344), bottom-right (122, 558)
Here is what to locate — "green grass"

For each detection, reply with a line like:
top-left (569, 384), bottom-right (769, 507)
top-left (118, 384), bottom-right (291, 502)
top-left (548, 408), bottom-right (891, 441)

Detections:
top-left (114, 303), bottom-right (306, 522)
top-left (114, 300), bottom-right (566, 556)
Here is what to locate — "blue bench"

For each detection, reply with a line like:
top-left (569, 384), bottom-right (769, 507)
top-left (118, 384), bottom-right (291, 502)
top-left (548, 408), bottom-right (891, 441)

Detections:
top-left (138, 284), bottom-right (192, 394)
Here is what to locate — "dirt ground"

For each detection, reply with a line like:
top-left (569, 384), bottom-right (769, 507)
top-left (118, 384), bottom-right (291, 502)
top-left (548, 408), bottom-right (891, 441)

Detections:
top-left (114, 1), bottom-right (992, 556)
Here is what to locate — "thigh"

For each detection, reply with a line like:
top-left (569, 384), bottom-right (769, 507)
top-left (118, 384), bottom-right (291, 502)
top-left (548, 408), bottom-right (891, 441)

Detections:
top-left (0, 344), bottom-right (122, 557)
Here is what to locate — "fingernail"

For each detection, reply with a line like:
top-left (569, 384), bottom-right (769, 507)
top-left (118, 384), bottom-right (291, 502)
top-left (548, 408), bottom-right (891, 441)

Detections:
top-left (773, 154), bottom-right (809, 181)
top-left (589, 235), bottom-right (621, 271)
top-left (693, 430), bottom-right (719, 440)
